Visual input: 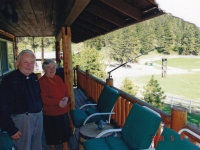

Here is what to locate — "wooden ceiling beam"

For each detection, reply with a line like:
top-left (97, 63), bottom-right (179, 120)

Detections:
top-left (55, 0), bottom-right (90, 42)
top-left (75, 19), bottom-right (105, 34)
top-left (30, 0), bottom-right (46, 35)
top-left (86, 4), bottom-right (124, 27)
top-left (7, 0), bottom-right (36, 36)
top-left (142, 8), bottom-right (163, 19)
top-left (0, 30), bottom-right (14, 39)
top-left (72, 25), bottom-right (97, 37)
top-left (71, 30), bottom-right (91, 40)
top-left (101, 0), bottom-right (142, 21)
top-left (17, 0), bottom-right (41, 36)
top-left (72, 34), bottom-right (84, 40)
top-left (147, 0), bottom-right (157, 5)
top-left (72, 38), bottom-right (81, 43)
top-left (127, 8), bottom-right (163, 26)
top-left (0, 18), bottom-right (23, 36)
top-left (79, 13), bottom-right (112, 31)
top-left (72, 33), bottom-right (88, 40)
top-left (8, 0), bottom-right (38, 36)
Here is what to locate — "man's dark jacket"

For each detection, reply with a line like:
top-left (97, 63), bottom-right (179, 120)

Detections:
top-left (0, 69), bottom-right (43, 136)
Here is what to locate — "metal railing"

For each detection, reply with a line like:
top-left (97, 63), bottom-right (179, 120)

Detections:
top-left (163, 96), bottom-right (200, 114)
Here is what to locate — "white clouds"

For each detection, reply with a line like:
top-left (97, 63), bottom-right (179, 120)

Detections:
top-left (155, 0), bottom-right (200, 28)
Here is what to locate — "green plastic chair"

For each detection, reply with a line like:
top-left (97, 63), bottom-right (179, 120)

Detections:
top-left (155, 127), bottom-right (200, 150)
top-left (70, 85), bottom-right (119, 128)
top-left (0, 131), bottom-right (14, 150)
top-left (83, 103), bottom-right (161, 150)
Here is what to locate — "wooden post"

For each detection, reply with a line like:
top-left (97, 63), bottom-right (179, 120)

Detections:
top-left (154, 123), bottom-right (162, 147)
top-left (106, 78), bottom-right (113, 86)
top-left (55, 41), bottom-right (61, 66)
top-left (14, 37), bottom-right (18, 68)
top-left (36, 73), bottom-right (42, 79)
top-left (86, 70), bottom-right (90, 99)
top-left (41, 38), bottom-right (44, 63)
top-left (61, 26), bottom-right (75, 110)
top-left (76, 65), bottom-right (80, 87)
top-left (171, 106), bottom-right (187, 132)
top-left (162, 58), bottom-right (167, 78)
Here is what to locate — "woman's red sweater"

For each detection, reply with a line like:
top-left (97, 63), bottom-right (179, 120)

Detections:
top-left (39, 74), bottom-right (69, 116)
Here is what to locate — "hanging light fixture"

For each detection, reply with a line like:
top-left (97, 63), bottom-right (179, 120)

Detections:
top-left (12, 9), bottom-right (18, 23)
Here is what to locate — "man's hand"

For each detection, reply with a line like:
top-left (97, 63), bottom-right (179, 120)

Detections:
top-left (59, 97), bottom-right (69, 108)
top-left (11, 131), bottom-right (22, 140)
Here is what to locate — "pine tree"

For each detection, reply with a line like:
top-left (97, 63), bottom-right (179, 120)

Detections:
top-left (143, 75), bottom-right (165, 109)
top-left (79, 47), bottom-right (107, 79)
top-left (120, 77), bottom-right (138, 96)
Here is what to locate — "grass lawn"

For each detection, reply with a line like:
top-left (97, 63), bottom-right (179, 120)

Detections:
top-left (131, 73), bottom-right (200, 101)
top-left (153, 58), bottom-right (200, 70)
top-left (114, 57), bottom-right (200, 125)
top-left (162, 105), bottom-right (200, 125)
top-left (113, 58), bottom-right (200, 101)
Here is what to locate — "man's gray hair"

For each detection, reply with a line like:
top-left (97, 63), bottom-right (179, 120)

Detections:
top-left (17, 50), bottom-right (36, 63)
top-left (42, 59), bottom-right (56, 70)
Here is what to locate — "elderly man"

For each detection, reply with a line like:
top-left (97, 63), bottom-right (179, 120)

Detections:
top-left (0, 50), bottom-right (43, 150)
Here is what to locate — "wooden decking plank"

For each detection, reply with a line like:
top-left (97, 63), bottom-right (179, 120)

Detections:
top-left (74, 88), bottom-right (87, 109)
top-left (69, 88), bottom-right (90, 150)
top-left (69, 129), bottom-right (80, 150)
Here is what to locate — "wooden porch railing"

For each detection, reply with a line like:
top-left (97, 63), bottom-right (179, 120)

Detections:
top-left (73, 66), bottom-right (200, 146)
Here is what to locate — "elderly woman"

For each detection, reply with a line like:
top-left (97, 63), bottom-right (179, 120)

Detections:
top-left (39, 59), bottom-right (70, 150)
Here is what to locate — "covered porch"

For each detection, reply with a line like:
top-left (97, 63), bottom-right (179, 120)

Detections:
top-left (0, 0), bottom-right (200, 149)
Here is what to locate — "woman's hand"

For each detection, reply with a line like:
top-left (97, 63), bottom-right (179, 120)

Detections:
top-left (59, 97), bottom-right (69, 108)
top-left (11, 131), bottom-right (22, 140)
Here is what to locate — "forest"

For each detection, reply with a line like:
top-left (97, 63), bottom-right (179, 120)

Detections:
top-left (84, 14), bottom-right (200, 62)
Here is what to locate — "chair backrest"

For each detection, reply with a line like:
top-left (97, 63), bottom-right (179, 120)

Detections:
top-left (121, 103), bottom-right (161, 150)
top-left (96, 85), bottom-right (119, 114)
top-left (156, 127), bottom-right (200, 150)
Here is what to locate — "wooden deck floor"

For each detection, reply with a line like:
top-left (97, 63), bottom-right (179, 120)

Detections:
top-left (43, 87), bottom-right (89, 150)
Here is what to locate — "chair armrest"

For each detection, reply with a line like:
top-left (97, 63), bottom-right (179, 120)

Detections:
top-left (83, 112), bottom-right (115, 125)
top-left (96, 128), bottom-right (122, 138)
top-left (178, 128), bottom-right (200, 139)
top-left (140, 148), bottom-right (156, 150)
top-left (79, 104), bottom-right (97, 109)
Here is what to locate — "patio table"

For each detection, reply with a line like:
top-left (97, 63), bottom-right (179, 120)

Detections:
top-left (79, 122), bottom-right (114, 150)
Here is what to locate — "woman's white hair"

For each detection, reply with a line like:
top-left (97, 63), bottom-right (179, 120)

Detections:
top-left (42, 59), bottom-right (56, 70)
top-left (17, 50), bottom-right (36, 63)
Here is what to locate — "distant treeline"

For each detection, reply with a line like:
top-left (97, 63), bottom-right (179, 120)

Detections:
top-left (17, 36), bottom-right (55, 52)
top-left (83, 14), bottom-right (200, 63)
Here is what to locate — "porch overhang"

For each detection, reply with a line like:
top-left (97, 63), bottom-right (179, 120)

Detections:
top-left (0, 0), bottom-right (164, 43)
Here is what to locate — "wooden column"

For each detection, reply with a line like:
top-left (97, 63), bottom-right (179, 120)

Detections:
top-left (61, 26), bottom-right (75, 109)
top-left (171, 106), bottom-right (187, 132)
top-left (36, 73), bottom-right (42, 79)
top-left (106, 78), bottom-right (113, 86)
top-left (76, 65), bottom-right (80, 87)
top-left (55, 41), bottom-right (61, 66)
top-left (41, 38), bottom-right (44, 63)
top-left (154, 123), bottom-right (162, 147)
top-left (14, 37), bottom-right (18, 68)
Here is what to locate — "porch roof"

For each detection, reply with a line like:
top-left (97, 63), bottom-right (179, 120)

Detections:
top-left (0, 0), bottom-right (164, 43)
